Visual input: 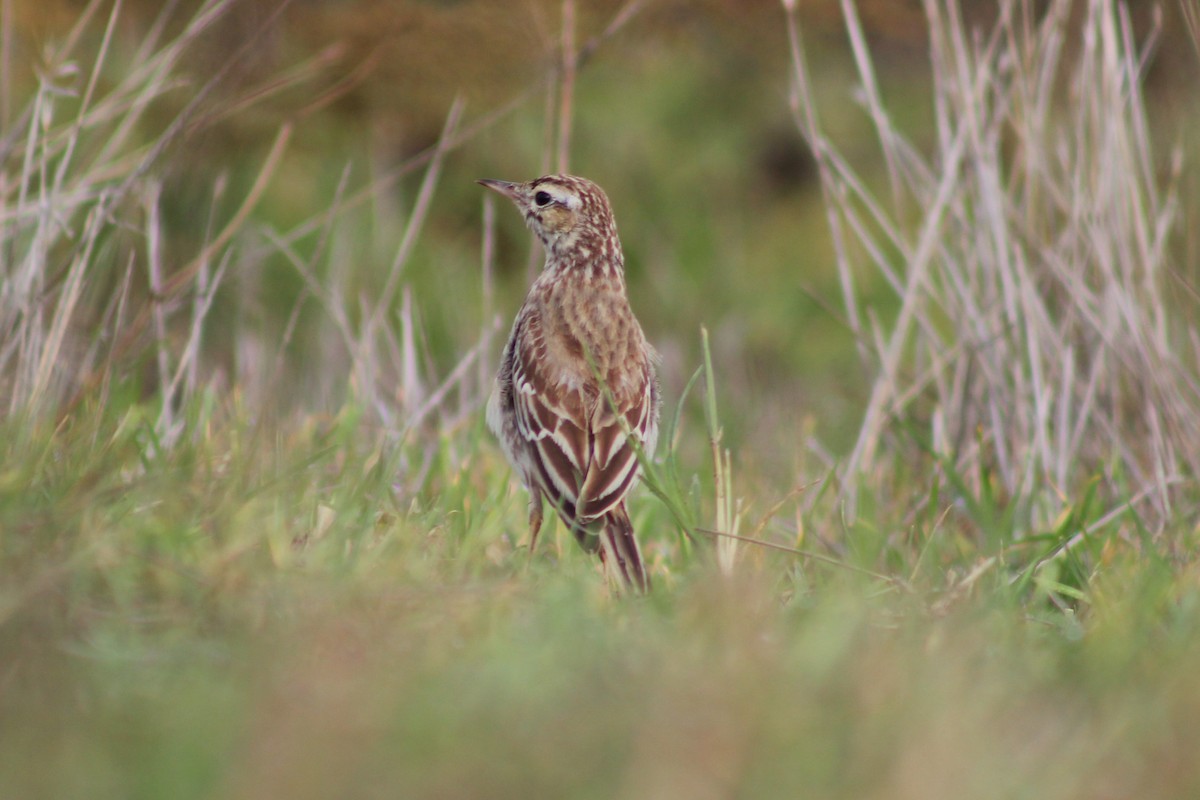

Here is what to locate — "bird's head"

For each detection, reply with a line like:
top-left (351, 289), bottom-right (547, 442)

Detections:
top-left (477, 174), bottom-right (621, 267)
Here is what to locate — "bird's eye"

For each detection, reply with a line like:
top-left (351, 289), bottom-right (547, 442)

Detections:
top-left (534, 191), bottom-right (553, 207)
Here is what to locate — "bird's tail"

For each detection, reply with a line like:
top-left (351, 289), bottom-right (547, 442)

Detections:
top-left (598, 505), bottom-right (649, 593)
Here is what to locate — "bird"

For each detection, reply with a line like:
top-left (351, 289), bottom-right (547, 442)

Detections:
top-left (479, 174), bottom-right (660, 592)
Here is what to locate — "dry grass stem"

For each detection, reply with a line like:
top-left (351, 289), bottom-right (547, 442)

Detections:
top-left (785, 0), bottom-right (1199, 528)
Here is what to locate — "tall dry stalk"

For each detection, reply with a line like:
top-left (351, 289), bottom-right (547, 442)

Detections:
top-left (1, 0), bottom-right (247, 419)
top-left (785, 0), bottom-right (1199, 529)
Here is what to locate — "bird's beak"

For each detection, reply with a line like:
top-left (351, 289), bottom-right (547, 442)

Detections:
top-left (476, 178), bottom-right (521, 199)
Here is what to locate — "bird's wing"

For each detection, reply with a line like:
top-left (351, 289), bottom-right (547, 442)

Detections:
top-left (510, 313), bottom-right (658, 527)
top-left (575, 362), bottom-right (658, 521)
top-left (510, 310), bottom-right (589, 521)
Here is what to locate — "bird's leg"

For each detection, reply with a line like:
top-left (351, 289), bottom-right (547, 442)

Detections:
top-left (526, 495), bottom-right (545, 558)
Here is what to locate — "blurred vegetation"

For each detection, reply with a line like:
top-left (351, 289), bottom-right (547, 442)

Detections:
top-left (4, 0), bottom-right (1200, 797)
top-left (8, 0), bottom-right (1198, 453)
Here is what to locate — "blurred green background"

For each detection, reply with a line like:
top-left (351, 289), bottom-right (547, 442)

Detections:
top-left (13, 0), bottom-right (1197, 469)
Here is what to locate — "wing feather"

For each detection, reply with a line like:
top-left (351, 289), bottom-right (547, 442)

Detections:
top-left (503, 303), bottom-right (659, 535)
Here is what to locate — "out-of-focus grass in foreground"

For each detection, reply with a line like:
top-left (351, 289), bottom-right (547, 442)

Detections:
top-left (4, 404), bottom-right (1200, 800)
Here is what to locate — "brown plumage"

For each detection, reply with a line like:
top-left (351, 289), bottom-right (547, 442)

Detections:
top-left (479, 174), bottom-right (660, 591)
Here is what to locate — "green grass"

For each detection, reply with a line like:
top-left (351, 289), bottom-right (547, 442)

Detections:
top-left (5, 378), bottom-right (1200, 798)
top-left (4, 0), bottom-right (1200, 797)
top-left (5, 410), bottom-right (1200, 798)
